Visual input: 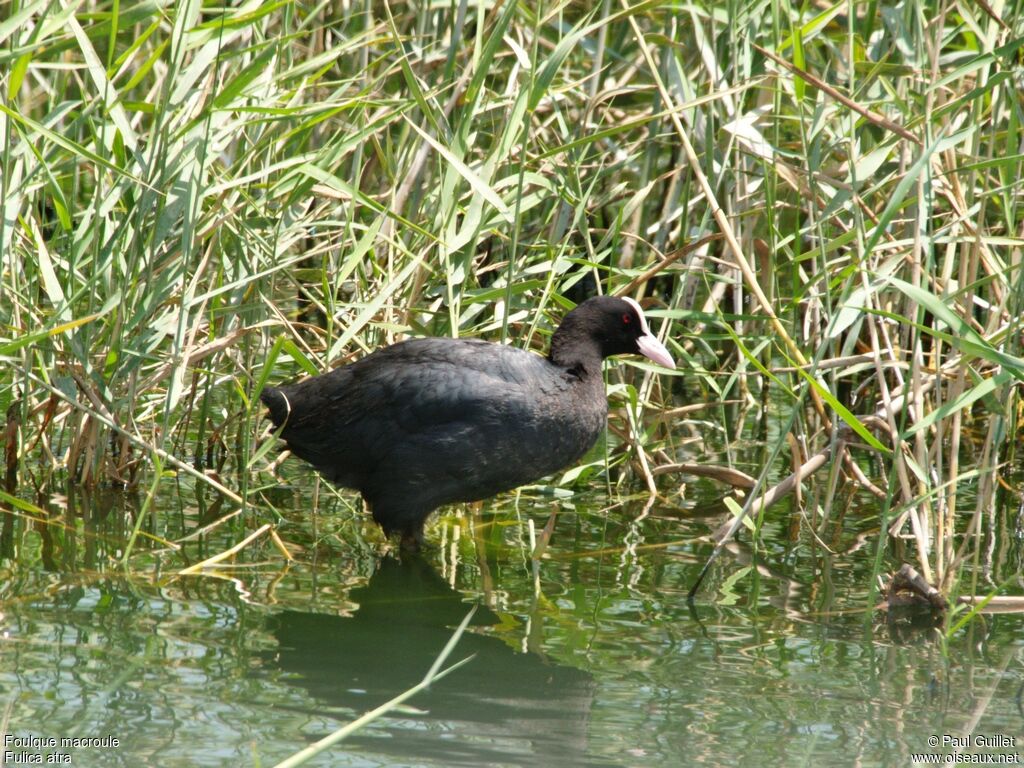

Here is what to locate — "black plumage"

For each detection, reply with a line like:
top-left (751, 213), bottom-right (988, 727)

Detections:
top-left (261, 295), bottom-right (674, 549)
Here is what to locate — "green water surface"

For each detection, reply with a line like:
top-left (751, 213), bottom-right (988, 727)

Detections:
top-left (0, 475), bottom-right (1021, 767)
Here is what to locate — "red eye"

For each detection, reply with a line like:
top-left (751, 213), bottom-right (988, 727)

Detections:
top-left (622, 313), bottom-right (632, 324)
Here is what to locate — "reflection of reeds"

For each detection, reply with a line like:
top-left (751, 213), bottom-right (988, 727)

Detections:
top-left (273, 608), bottom-right (476, 768)
top-left (1, 1), bottom-right (1020, 622)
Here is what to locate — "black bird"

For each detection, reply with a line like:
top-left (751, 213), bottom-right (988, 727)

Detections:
top-left (261, 295), bottom-right (674, 549)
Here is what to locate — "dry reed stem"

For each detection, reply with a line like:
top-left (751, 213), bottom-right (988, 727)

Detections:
top-left (753, 44), bottom-right (920, 145)
top-left (177, 523), bottom-right (276, 575)
top-left (26, 372), bottom-right (245, 505)
top-left (651, 462), bottom-right (756, 489)
top-left (711, 445), bottom-right (832, 545)
top-left (617, 234), bottom-right (722, 296)
top-left (624, 8), bottom-right (831, 429)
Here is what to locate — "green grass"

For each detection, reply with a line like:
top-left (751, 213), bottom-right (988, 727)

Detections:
top-left (2, 0), bottom-right (1022, 609)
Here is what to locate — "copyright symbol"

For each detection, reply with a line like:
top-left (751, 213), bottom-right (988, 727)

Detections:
top-left (928, 735), bottom-right (939, 747)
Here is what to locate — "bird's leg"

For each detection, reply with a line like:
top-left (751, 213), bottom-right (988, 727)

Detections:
top-left (400, 527), bottom-right (425, 553)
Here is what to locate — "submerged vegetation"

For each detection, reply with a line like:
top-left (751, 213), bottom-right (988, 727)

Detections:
top-left (1, 0), bottom-right (1022, 622)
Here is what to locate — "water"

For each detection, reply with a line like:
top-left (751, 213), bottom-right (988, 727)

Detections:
top-left (0, 478), bottom-right (1021, 767)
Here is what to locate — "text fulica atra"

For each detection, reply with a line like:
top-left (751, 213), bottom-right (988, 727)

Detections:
top-left (261, 295), bottom-right (674, 549)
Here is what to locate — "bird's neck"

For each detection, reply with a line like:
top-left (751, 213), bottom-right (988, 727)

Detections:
top-left (549, 333), bottom-right (603, 380)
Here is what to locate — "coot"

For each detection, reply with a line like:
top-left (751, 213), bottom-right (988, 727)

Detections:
top-left (261, 295), bottom-right (674, 549)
